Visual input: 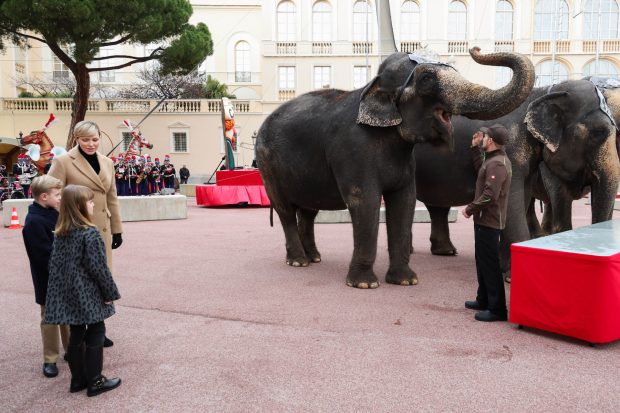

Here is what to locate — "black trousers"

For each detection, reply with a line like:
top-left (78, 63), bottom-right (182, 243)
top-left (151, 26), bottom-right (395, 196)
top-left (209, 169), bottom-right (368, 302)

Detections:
top-left (69, 322), bottom-right (106, 348)
top-left (474, 224), bottom-right (507, 315)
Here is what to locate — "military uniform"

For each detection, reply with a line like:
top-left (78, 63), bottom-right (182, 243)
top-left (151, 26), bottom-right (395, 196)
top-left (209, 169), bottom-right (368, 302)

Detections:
top-left (161, 155), bottom-right (175, 193)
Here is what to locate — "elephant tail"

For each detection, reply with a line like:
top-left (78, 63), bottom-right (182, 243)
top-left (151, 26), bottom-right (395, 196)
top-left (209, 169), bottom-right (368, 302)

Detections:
top-left (270, 206), bottom-right (274, 227)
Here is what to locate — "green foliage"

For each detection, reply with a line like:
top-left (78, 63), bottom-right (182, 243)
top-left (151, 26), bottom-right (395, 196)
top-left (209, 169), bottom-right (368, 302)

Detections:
top-left (17, 91), bottom-right (34, 98)
top-left (203, 75), bottom-right (236, 99)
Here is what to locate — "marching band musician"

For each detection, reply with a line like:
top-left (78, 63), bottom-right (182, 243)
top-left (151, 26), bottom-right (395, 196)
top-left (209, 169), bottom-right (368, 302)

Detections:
top-left (148, 157), bottom-right (162, 194)
top-left (13, 154), bottom-right (38, 198)
top-left (137, 155), bottom-right (149, 196)
top-left (114, 156), bottom-right (128, 196)
top-left (161, 155), bottom-right (175, 194)
top-left (126, 156), bottom-right (139, 196)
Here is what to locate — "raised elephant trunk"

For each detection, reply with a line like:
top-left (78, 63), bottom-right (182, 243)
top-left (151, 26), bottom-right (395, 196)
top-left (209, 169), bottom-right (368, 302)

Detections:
top-left (445, 48), bottom-right (536, 120)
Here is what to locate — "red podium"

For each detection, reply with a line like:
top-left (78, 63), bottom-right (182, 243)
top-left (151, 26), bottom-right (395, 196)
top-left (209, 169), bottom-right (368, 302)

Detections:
top-left (510, 220), bottom-right (620, 344)
top-left (196, 169), bottom-right (270, 207)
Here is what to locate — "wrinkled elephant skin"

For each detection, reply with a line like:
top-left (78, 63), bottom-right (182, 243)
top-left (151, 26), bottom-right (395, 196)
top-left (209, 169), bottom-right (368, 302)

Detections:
top-left (415, 80), bottom-right (620, 275)
top-left (256, 49), bottom-right (535, 288)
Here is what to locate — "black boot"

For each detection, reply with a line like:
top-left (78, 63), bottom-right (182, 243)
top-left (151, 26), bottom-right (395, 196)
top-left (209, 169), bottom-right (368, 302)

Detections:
top-left (67, 344), bottom-right (87, 393)
top-left (85, 345), bottom-right (121, 397)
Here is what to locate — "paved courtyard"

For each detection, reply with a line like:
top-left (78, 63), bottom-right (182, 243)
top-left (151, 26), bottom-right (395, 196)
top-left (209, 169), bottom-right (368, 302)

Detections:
top-left (1, 198), bottom-right (618, 412)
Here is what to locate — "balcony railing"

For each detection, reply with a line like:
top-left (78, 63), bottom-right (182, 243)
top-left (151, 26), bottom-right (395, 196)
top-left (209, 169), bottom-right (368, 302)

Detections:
top-left (276, 42), bottom-right (297, 55)
top-left (0, 98), bottom-right (254, 114)
top-left (448, 41), bottom-right (469, 54)
top-left (583, 39), bottom-right (620, 53)
top-left (494, 40), bottom-right (514, 52)
top-left (312, 42), bottom-right (332, 55)
top-left (278, 89), bottom-right (295, 101)
top-left (352, 42), bottom-right (373, 55)
top-left (533, 40), bottom-right (571, 54)
top-left (400, 41), bottom-right (422, 53)
top-left (235, 71), bottom-right (251, 82)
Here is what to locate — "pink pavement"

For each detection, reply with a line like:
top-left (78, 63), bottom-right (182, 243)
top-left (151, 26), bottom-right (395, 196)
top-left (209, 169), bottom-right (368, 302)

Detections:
top-left (1, 198), bottom-right (618, 412)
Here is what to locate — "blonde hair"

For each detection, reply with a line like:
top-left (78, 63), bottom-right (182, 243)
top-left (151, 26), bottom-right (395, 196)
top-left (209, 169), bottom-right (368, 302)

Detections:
top-left (55, 185), bottom-right (96, 236)
top-left (30, 175), bottom-right (62, 199)
top-left (72, 120), bottom-right (101, 139)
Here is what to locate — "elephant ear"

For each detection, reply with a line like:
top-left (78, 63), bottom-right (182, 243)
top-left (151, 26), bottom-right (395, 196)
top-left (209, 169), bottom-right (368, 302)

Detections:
top-left (524, 91), bottom-right (569, 153)
top-left (357, 76), bottom-right (402, 127)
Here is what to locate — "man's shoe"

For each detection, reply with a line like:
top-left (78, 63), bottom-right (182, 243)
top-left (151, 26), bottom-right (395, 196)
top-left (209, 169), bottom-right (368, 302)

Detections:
top-left (103, 337), bottom-right (114, 348)
top-left (475, 310), bottom-right (508, 322)
top-left (87, 376), bottom-right (121, 397)
top-left (465, 300), bottom-right (486, 310)
top-left (43, 363), bottom-right (58, 378)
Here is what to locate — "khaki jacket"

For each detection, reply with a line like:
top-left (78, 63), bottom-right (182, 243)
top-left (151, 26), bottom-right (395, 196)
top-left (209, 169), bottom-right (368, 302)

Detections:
top-left (48, 146), bottom-right (122, 268)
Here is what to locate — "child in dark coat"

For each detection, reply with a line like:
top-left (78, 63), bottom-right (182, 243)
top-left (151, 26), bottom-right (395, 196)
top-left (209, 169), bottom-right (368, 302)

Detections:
top-left (22, 175), bottom-right (69, 378)
top-left (45, 184), bottom-right (121, 397)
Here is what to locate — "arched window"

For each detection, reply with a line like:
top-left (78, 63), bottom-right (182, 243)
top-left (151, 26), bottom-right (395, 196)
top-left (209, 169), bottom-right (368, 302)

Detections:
top-left (535, 60), bottom-right (569, 86)
top-left (495, 0), bottom-right (513, 40)
top-left (235, 41), bottom-right (251, 83)
top-left (400, 1), bottom-right (420, 41)
top-left (534, 0), bottom-right (569, 40)
top-left (313, 1), bottom-right (332, 42)
top-left (353, 0), bottom-right (374, 42)
top-left (583, 0), bottom-right (619, 39)
top-left (583, 59), bottom-right (619, 78)
top-left (277, 1), bottom-right (296, 41)
top-left (448, 1), bottom-right (467, 40)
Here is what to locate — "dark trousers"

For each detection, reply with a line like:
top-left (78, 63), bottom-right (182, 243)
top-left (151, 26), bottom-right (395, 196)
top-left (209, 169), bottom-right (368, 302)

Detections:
top-left (474, 224), bottom-right (507, 315)
top-left (69, 322), bottom-right (105, 348)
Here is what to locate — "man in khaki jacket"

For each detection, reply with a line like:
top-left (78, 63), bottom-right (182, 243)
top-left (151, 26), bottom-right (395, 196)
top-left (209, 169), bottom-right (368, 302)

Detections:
top-left (462, 124), bottom-right (512, 322)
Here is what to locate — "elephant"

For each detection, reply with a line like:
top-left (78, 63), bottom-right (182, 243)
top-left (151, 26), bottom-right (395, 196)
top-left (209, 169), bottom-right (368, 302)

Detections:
top-left (527, 77), bottom-right (620, 238)
top-left (414, 79), bottom-right (620, 278)
top-left (256, 48), bottom-right (535, 289)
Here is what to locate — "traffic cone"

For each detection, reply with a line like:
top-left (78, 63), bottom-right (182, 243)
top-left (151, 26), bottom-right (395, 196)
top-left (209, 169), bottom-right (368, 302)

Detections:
top-left (8, 207), bottom-right (22, 229)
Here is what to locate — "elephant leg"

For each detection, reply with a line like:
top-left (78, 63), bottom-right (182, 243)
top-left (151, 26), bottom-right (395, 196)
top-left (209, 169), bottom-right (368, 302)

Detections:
top-left (526, 198), bottom-right (545, 238)
top-left (540, 201), bottom-right (553, 235)
top-left (539, 163), bottom-right (573, 233)
top-left (275, 205), bottom-right (309, 267)
top-left (427, 205), bottom-right (458, 255)
top-left (346, 194), bottom-right (381, 289)
top-left (296, 208), bottom-right (321, 263)
top-left (384, 189), bottom-right (418, 286)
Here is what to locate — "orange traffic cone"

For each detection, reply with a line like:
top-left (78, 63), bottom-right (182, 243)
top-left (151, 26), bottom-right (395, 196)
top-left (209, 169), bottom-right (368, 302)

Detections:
top-left (8, 207), bottom-right (22, 229)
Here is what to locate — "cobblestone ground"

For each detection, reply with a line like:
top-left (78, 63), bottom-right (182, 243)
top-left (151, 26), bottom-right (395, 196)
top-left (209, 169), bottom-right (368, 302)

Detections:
top-left (1, 198), bottom-right (618, 412)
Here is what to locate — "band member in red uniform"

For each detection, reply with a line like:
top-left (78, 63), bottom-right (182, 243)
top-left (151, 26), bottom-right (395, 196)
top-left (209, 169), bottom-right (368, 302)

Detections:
top-left (13, 154), bottom-right (38, 198)
top-left (148, 157), bottom-right (162, 194)
top-left (126, 156), bottom-right (139, 196)
top-left (161, 155), bottom-right (176, 193)
top-left (114, 156), bottom-right (128, 196)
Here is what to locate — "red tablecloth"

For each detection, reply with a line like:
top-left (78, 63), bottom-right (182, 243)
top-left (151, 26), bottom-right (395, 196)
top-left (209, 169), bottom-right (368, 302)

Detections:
top-left (196, 185), bottom-right (270, 207)
top-left (216, 170), bottom-right (264, 186)
top-left (510, 244), bottom-right (620, 344)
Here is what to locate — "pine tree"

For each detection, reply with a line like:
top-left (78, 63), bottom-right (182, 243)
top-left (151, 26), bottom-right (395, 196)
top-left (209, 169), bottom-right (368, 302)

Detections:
top-left (0, 0), bottom-right (213, 147)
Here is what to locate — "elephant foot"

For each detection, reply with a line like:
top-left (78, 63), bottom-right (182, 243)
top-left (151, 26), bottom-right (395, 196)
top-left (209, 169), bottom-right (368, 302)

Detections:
top-left (304, 248), bottom-right (322, 263)
top-left (286, 253), bottom-right (309, 267)
top-left (385, 267), bottom-right (418, 286)
top-left (346, 269), bottom-right (379, 289)
top-left (430, 239), bottom-right (458, 256)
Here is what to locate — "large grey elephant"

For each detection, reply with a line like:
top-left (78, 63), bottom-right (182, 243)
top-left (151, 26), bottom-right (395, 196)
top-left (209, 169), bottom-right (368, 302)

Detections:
top-left (528, 77), bottom-right (620, 238)
top-left (256, 48), bottom-right (535, 289)
top-left (415, 79), bottom-right (620, 277)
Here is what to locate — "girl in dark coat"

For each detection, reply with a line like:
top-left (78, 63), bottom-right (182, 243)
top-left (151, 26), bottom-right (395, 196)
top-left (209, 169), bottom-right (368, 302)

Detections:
top-left (45, 185), bottom-right (122, 397)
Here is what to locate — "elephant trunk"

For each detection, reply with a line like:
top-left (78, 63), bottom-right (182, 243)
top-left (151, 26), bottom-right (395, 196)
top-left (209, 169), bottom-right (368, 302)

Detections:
top-left (445, 48), bottom-right (535, 120)
top-left (590, 137), bottom-right (620, 223)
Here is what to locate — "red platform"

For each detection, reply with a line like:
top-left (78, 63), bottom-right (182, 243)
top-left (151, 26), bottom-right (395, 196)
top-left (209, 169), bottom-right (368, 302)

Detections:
top-left (196, 169), bottom-right (270, 207)
top-left (215, 170), bottom-right (264, 186)
top-left (510, 220), bottom-right (620, 344)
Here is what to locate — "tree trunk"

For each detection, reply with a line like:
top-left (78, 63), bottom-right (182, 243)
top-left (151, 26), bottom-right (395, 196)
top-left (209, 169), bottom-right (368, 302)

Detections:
top-left (67, 63), bottom-right (91, 148)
